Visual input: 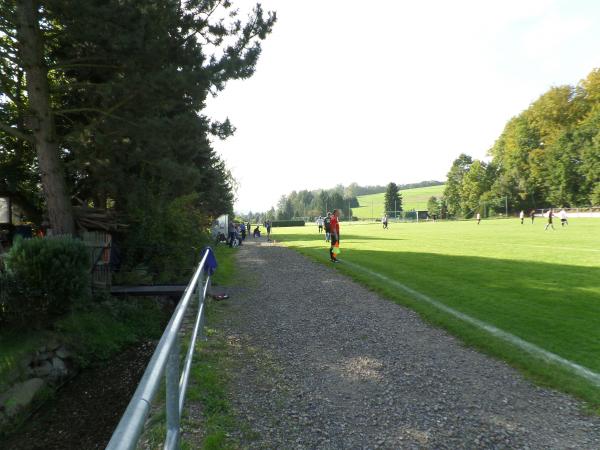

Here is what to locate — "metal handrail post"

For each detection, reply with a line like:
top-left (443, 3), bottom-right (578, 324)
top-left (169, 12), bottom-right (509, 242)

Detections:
top-left (198, 273), bottom-right (206, 340)
top-left (199, 276), bottom-right (211, 341)
top-left (178, 273), bottom-right (206, 414)
top-left (165, 334), bottom-right (181, 450)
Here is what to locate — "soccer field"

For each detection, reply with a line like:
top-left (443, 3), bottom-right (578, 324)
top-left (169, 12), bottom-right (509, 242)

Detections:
top-left (273, 218), bottom-right (600, 406)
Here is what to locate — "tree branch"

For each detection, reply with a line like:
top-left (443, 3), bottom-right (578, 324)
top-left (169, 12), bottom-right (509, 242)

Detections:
top-left (0, 72), bottom-right (25, 109)
top-left (0, 47), bottom-right (20, 65)
top-left (55, 91), bottom-right (142, 129)
top-left (50, 62), bottom-right (123, 71)
top-left (0, 121), bottom-right (34, 143)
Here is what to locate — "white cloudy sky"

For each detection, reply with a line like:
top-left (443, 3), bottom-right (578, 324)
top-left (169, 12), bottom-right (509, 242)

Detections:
top-left (205, 0), bottom-right (600, 212)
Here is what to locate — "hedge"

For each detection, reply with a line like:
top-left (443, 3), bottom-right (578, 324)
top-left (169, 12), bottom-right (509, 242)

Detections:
top-left (270, 220), bottom-right (305, 227)
top-left (0, 236), bottom-right (91, 329)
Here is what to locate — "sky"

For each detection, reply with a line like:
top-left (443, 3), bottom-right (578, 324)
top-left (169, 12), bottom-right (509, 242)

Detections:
top-left (204, 0), bottom-right (600, 213)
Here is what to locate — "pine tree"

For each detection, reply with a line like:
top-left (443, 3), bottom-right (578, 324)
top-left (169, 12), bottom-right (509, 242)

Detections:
top-left (1, 0), bottom-right (276, 238)
top-left (0, 0), bottom-right (76, 234)
top-left (384, 182), bottom-right (402, 218)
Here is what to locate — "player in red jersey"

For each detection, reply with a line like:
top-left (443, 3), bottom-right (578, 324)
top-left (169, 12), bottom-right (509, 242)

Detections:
top-left (329, 209), bottom-right (340, 262)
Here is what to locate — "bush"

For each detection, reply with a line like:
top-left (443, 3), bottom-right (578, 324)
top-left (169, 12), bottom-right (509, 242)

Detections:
top-left (270, 220), bottom-right (305, 227)
top-left (121, 193), bottom-right (210, 283)
top-left (55, 298), bottom-right (165, 366)
top-left (0, 236), bottom-right (90, 328)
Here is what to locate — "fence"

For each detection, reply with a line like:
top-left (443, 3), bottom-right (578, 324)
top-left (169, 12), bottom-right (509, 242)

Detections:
top-left (105, 247), bottom-right (214, 450)
top-left (81, 230), bottom-right (112, 290)
top-left (535, 207), bottom-right (600, 218)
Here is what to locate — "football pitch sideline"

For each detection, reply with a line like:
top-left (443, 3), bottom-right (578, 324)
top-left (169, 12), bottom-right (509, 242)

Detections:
top-left (274, 218), bottom-right (600, 408)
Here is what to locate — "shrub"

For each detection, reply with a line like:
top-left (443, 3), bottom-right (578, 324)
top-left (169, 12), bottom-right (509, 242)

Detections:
top-left (55, 298), bottom-right (165, 366)
top-left (121, 193), bottom-right (210, 283)
top-left (0, 236), bottom-right (90, 328)
top-left (270, 220), bottom-right (305, 227)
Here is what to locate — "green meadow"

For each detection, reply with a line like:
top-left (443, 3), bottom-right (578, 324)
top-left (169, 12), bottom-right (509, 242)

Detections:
top-left (273, 218), bottom-right (600, 408)
top-left (353, 184), bottom-right (445, 218)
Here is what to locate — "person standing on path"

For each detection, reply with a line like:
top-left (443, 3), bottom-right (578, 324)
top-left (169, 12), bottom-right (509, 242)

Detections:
top-left (519, 210), bottom-right (524, 224)
top-left (247, 222), bottom-right (252, 238)
top-left (329, 209), bottom-right (340, 263)
top-left (228, 220), bottom-right (236, 247)
top-left (544, 209), bottom-right (555, 231)
top-left (266, 220), bottom-right (272, 241)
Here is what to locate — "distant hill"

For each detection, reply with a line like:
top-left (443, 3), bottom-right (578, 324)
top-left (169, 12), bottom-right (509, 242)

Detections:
top-left (353, 180), bottom-right (444, 196)
top-left (352, 184), bottom-right (445, 218)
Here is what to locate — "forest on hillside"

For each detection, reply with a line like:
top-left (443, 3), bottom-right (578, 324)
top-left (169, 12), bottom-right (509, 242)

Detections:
top-left (246, 180), bottom-right (443, 221)
top-left (443, 68), bottom-right (600, 217)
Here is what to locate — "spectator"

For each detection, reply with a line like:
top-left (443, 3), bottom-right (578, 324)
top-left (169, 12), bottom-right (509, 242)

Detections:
top-left (228, 220), bottom-right (236, 247)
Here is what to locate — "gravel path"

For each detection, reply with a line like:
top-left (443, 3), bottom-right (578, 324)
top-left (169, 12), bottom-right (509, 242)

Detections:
top-left (217, 239), bottom-right (600, 449)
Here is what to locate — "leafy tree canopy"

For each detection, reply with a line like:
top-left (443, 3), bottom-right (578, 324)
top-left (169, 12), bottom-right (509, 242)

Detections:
top-left (444, 67), bottom-right (600, 216)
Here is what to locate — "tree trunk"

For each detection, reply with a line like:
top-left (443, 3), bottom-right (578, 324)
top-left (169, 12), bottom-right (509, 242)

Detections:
top-left (15, 0), bottom-right (74, 235)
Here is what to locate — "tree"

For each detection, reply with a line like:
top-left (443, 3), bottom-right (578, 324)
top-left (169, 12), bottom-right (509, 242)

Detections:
top-left (317, 190), bottom-right (329, 214)
top-left (443, 154), bottom-right (472, 216)
top-left (328, 191), bottom-right (345, 216)
top-left (1, 0), bottom-right (276, 241)
top-left (480, 73), bottom-right (596, 211)
top-left (488, 115), bottom-right (541, 210)
top-left (459, 160), bottom-right (493, 216)
top-left (276, 195), bottom-right (294, 220)
top-left (344, 182), bottom-right (359, 199)
top-left (384, 182), bottom-right (402, 218)
top-left (427, 196), bottom-right (440, 218)
top-left (0, 0), bottom-right (76, 234)
top-left (439, 197), bottom-right (448, 219)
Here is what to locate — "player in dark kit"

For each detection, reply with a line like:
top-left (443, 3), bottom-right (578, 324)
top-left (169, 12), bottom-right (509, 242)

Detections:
top-left (324, 212), bottom-right (332, 242)
top-left (544, 209), bottom-right (555, 231)
top-left (329, 209), bottom-right (340, 263)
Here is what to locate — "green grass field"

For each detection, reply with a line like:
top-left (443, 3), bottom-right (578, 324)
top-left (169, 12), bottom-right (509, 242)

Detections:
top-left (273, 218), bottom-right (600, 408)
top-left (353, 184), bottom-right (445, 218)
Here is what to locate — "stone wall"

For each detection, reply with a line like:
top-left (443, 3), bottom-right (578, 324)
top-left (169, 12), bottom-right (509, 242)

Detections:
top-left (0, 338), bottom-right (76, 430)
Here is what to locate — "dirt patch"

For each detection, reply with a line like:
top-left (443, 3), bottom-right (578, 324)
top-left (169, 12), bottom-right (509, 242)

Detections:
top-left (3, 340), bottom-right (156, 450)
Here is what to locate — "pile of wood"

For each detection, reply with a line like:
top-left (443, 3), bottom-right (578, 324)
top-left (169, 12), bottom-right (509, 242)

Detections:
top-left (73, 206), bottom-right (126, 231)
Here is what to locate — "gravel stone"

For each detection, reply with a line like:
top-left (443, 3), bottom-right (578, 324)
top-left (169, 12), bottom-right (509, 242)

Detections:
top-left (33, 361), bottom-right (53, 378)
top-left (212, 239), bottom-right (600, 449)
top-left (56, 346), bottom-right (72, 359)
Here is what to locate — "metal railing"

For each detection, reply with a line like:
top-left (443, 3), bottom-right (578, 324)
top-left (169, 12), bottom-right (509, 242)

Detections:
top-left (106, 247), bottom-right (214, 450)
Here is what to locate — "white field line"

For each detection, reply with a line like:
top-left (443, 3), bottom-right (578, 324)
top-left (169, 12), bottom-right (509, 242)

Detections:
top-left (342, 260), bottom-right (600, 387)
top-left (428, 237), bottom-right (600, 254)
